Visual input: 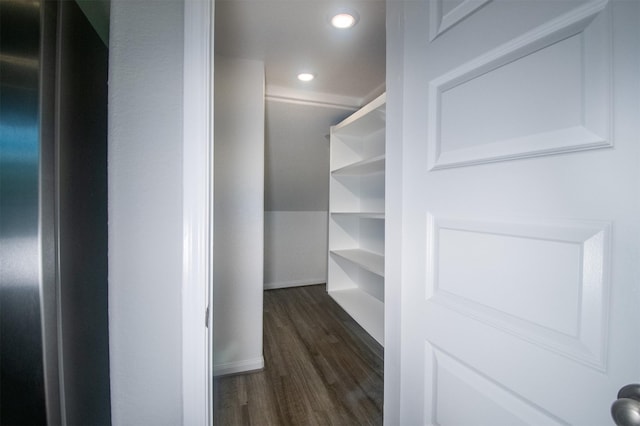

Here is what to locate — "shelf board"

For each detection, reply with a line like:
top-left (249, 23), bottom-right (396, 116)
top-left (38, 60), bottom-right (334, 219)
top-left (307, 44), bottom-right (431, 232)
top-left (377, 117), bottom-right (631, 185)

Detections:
top-left (331, 249), bottom-right (384, 277)
top-left (331, 212), bottom-right (385, 219)
top-left (332, 93), bottom-right (386, 137)
top-left (328, 288), bottom-right (384, 346)
top-left (331, 155), bottom-right (385, 176)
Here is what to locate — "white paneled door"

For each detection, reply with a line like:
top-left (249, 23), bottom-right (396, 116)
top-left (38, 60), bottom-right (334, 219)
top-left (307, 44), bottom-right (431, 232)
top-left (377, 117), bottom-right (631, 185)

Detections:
top-left (396, 0), bottom-right (639, 424)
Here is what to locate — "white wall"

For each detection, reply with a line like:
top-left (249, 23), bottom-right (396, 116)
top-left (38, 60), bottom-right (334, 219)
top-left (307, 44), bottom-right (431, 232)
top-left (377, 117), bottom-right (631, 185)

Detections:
top-left (213, 56), bottom-right (265, 376)
top-left (264, 211), bottom-right (328, 289)
top-left (108, 0), bottom-right (184, 423)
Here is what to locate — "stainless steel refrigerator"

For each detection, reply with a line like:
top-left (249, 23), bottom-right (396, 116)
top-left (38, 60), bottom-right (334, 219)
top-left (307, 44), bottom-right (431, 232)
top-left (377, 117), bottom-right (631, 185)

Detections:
top-left (1, 0), bottom-right (111, 424)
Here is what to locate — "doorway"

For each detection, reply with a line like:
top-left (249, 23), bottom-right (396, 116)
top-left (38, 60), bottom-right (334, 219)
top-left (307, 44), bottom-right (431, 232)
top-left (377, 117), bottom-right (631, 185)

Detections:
top-left (211, 0), bottom-right (387, 421)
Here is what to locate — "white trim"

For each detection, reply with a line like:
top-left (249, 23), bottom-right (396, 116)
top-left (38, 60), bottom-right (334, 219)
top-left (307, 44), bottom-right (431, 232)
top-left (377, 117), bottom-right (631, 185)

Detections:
top-left (182, 0), bottom-right (213, 425)
top-left (264, 83), bottom-right (385, 111)
top-left (265, 94), bottom-right (358, 112)
top-left (264, 278), bottom-right (327, 290)
top-left (361, 82), bottom-right (387, 106)
top-left (266, 84), bottom-right (361, 109)
top-left (214, 357), bottom-right (265, 377)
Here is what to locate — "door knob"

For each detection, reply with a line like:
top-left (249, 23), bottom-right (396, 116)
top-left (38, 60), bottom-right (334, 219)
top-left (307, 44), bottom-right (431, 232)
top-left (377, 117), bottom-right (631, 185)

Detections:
top-left (612, 384), bottom-right (640, 426)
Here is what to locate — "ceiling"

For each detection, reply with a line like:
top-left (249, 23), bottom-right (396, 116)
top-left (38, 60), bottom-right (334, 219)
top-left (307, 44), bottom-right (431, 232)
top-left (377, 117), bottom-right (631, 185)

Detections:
top-left (215, 0), bottom-right (386, 106)
top-left (216, 0), bottom-right (386, 212)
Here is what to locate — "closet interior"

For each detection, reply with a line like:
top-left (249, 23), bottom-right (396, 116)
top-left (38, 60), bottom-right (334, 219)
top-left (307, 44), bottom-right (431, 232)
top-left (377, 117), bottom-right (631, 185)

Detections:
top-left (212, 0), bottom-right (386, 377)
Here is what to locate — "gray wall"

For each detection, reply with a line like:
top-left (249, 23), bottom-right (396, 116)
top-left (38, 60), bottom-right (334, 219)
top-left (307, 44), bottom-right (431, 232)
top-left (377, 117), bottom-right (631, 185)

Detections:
top-left (57, 1), bottom-right (111, 423)
top-left (75, 0), bottom-right (110, 45)
top-left (108, 0), bottom-right (184, 423)
top-left (264, 100), bottom-right (350, 212)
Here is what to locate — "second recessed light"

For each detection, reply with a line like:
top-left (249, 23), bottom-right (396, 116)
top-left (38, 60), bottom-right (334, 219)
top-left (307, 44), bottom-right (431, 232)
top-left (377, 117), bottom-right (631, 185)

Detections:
top-left (297, 73), bottom-right (315, 82)
top-left (331, 12), bottom-right (357, 29)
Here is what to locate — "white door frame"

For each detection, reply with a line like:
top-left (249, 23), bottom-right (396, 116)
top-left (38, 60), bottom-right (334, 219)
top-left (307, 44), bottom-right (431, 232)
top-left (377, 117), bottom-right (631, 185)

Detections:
top-left (182, 0), bottom-right (214, 424)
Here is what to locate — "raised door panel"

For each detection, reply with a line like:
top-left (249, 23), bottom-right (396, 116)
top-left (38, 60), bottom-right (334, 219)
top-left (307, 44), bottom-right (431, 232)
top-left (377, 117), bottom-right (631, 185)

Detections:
top-left (427, 0), bottom-right (611, 170)
top-left (428, 216), bottom-right (610, 370)
top-left (426, 346), bottom-right (566, 425)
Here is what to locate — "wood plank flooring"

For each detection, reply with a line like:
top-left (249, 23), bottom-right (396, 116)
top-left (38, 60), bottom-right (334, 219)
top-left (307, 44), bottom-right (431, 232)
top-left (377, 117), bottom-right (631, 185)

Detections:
top-left (213, 284), bottom-right (384, 426)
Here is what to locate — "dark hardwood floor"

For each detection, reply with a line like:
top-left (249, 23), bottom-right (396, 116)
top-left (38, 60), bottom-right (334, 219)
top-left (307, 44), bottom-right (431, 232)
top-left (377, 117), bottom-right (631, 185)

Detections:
top-left (213, 284), bottom-right (384, 425)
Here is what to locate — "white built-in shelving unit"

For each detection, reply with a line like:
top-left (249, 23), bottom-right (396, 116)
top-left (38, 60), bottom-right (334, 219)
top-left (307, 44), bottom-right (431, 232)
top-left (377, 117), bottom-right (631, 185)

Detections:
top-left (328, 93), bottom-right (385, 346)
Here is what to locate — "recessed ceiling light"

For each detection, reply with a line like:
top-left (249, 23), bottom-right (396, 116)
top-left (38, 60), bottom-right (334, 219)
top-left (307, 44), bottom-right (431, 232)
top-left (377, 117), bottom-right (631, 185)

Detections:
top-left (297, 73), bottom-right (315, 82)
top-left (331, 12), bottom-right (357, 29)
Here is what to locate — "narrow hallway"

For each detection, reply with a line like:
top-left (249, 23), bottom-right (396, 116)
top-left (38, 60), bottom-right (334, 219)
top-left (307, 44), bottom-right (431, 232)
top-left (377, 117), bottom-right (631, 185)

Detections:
top-left (213, 284), bottom-right (383, 425)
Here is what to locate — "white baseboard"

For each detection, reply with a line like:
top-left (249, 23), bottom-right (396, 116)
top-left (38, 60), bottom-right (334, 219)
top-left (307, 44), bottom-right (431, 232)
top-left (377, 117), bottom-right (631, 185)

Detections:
top-left (264, 278), bottom-right (326, 290)
top-left (213, 356), bottom-right (265, 377)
